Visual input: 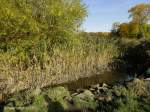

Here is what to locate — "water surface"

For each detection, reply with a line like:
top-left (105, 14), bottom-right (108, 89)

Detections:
top-left (59, 72), bottom-right (132, 90)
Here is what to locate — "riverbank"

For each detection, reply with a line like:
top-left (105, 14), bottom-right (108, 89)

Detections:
top-left (1, 77), bottom-right (150, 112)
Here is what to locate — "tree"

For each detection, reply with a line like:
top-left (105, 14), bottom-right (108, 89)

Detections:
top-left (0, 0), bottom-right (87, 46)
top-left (129, 4), bottom-right (150, 38)
top-left (111, 22), bottom-right (120, 37)
top-left (118, 23), bottom-right (129, 38)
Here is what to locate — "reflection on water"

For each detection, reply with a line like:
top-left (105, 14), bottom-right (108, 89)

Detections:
top-left (60, 72), bottom-right (131, 90)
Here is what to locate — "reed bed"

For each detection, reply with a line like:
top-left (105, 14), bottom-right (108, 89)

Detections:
top-left (0, 37), bottom-right (120, 94)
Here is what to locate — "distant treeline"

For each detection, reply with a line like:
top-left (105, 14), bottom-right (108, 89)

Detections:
top-left (111, 4), bottom-right (150, 39)
top-left (111, 22), bottom-right (150, 39)
top-left (81, 32), bottom-right (110, 38)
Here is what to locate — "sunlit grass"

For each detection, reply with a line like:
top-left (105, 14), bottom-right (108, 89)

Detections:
top-left (0, 37), bottom-right (120, 94)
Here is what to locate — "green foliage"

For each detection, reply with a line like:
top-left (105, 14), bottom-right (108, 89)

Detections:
top-left (129, 4), bottom-right (150, 38)
top-left (0, 0), bottom-right (87, 46)
top-left (116, 97), bottom-right (141, 112)
top-left (34, 95), bottom-right (45, 106)
top-left (141, 96), bottom-right (150, 112)
top-left (115, 88), bottom-right (140, 112)
top-left (33, 95), bottom-right (48, 112)
top-left (46, 87), bottom-right (71, 109)
top-left (111, 22), bottom-right (150, 39)
top-left (72, 90), bottom-right (98, 110)
top-left (113, 79), bottom-right (150, 112)
top-left (73, 96), bottom-right (98, 110)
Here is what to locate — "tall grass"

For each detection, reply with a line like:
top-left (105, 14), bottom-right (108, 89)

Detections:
top-left (0, 36), bottom-right (120, 94)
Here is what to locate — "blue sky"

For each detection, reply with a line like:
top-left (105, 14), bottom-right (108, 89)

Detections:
top-left (82, 0), bottom-right (150, 32)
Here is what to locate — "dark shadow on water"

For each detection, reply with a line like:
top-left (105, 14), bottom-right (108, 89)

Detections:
top-left (44, 95), bottom-right (65, 112)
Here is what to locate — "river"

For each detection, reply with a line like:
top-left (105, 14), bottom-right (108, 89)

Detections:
top-left (58, 71), bottom-right (133, 90)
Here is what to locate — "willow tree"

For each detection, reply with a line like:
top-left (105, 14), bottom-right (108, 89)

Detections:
top-left (129, 4), bottom-right (150, 38)
top-left (0, 0), bottom-right (87, 46)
